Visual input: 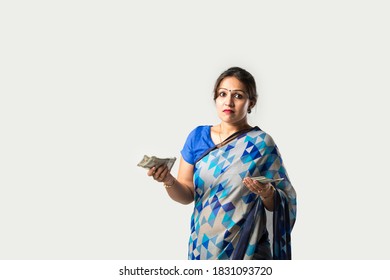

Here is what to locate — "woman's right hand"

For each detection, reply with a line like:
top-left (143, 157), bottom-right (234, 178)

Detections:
top-left (147, 157), bottom-right (194, 205)
top-left (147, 165), bottom-right (175, 185)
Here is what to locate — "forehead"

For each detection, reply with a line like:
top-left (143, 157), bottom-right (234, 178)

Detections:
top-left (218, 76), bottom-right (245, 91)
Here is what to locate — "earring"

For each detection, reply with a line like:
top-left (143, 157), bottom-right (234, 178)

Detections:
top-left (248, 108), bottom-right (252, 114)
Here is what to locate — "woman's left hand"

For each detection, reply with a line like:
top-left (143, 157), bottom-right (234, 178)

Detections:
top-left (243, 177), bottom-right (275, 199)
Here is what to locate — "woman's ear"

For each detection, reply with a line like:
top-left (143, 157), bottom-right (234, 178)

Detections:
top-left (248, 101), bottom-right (254, 114)
top-left (249, 100), bottom-right (256, 111)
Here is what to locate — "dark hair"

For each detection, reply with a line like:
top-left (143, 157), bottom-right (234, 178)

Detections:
top-left (213, 67), bottom-right (258, 108)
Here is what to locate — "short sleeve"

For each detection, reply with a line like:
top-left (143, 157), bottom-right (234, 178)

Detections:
top-left (180, 125), bottom-right (215, 165)
top-left (181, 128), bottom-right (197, 165)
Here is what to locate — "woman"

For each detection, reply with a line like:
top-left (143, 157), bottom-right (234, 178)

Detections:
top-left (147, 67), bottom-right (297, 260)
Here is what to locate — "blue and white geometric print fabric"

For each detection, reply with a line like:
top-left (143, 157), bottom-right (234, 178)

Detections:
top-left (188, 127), bottom-right (296, 260)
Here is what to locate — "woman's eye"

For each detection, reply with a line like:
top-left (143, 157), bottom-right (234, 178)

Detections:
top-left (234, 93), bottom-right (243, 99)
top-left (219, 92), bottom-right (226, 97)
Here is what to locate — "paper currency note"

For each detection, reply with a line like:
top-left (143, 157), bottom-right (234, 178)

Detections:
top-left (251, 176), bottom-right (284, 184)
top-left (137, 155), bottom-right (176, 171)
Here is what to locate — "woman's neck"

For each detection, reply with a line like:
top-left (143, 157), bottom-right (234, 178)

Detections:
top-left (220, 121), bottom-right (251, 133)
top-left (218, 121), bottom-right (252, 142)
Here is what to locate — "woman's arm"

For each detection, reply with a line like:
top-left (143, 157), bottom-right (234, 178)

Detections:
top-left (147, 157), bottom-right (195, 205)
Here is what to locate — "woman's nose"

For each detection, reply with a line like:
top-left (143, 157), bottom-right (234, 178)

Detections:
top-left (224, 94), bottom-right (234, 107)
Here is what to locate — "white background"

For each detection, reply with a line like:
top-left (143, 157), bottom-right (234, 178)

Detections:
top-left (1, 0), bottom-right (389, 260)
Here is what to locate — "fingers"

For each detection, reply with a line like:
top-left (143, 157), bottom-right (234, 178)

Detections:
top-left (148, 165), bottom-right (169, 182)
top-left (147, 167), bottom-right (155, 176)
top-left (158, 167), bottom-right (169, 182)
top-left (243, 177), bottom-right (273, 196)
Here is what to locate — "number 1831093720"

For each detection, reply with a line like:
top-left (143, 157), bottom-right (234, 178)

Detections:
top-left (212, 266), bottom-right (272, 276)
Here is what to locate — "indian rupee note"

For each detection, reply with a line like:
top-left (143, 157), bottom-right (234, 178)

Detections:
top-left (251, 176), bottom-right (284, 184)
top-left (137, 155), bottom-right (176, 171)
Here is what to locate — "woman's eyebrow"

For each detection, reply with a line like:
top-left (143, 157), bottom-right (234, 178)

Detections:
top-left (218, 87), bottom-right (245, 92)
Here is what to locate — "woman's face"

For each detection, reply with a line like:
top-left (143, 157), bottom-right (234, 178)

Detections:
top-left (215, 76), bottom-right (252, 125)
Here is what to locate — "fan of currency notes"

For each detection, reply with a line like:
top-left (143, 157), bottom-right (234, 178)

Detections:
top-left (251, 176), bottom-right (284, 184)
top-left (137, 155), bottom-right (176, 171)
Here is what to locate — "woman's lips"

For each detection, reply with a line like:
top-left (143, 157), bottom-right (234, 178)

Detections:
top-left (223, 109), bottom-right (234, 114)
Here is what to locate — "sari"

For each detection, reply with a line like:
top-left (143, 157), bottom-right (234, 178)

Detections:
top-left (188, 126), bottom-right (297, 260)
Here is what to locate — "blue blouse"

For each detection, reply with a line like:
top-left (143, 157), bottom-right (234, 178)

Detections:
top-left (181, 125), bottom-right (216, 165)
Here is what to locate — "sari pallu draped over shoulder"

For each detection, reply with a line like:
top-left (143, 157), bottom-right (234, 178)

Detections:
top-left (188, 127), bottom-right (297, 260)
